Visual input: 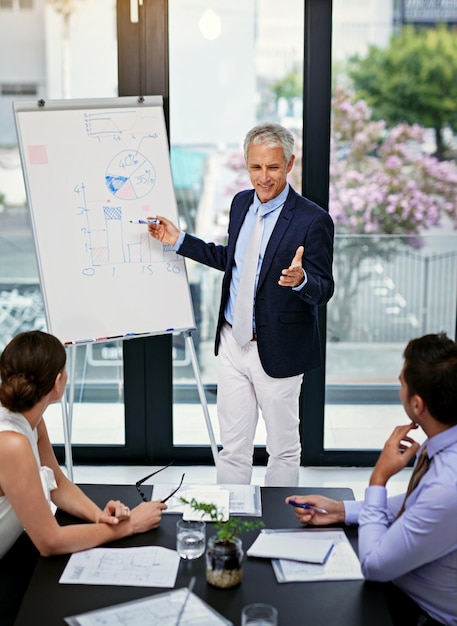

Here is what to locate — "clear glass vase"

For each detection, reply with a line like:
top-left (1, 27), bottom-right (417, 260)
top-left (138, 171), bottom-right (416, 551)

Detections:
top-left (205, 535), bottom-right (244, 588)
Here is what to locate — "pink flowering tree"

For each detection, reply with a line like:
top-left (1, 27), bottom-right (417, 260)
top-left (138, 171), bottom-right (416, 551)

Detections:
top-left (223, 87), bottom-right (457, 339)
top-left (329, 87), bottom-right (457, 339)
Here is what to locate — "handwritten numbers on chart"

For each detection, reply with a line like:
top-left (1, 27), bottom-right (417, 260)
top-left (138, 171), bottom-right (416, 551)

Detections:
top-left (74, 183), bottom-right (86, 195)
top-left (166, 263), bottom-right (180, 275)
top-left (118, 152), bottom-right (139, 169)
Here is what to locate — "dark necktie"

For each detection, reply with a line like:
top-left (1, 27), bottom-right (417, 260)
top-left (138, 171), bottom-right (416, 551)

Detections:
top-left (232, 209), bottom-right (264, 347)
top-left (397, 446), bottom-right (430, 518)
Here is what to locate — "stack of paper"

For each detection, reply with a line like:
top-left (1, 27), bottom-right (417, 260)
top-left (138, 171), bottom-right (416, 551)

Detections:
top-left (247, 529), bottom-right (335, 564)
top-left (267, 529), bottom-right (364, 583)
top-left (152, 483), bottom-right (262, 517)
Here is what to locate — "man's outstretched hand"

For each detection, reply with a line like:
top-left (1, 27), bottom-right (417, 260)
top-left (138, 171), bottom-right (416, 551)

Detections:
top-left (279, 246), bottom-right (305, 288)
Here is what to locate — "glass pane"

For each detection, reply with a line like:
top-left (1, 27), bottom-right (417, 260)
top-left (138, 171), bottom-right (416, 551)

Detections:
top-left (327, 1), bottom-right (457, 450)
top-left (0, 0), bottom-right (120, 445)
top-left (169, 0), bottom-right (304, 446)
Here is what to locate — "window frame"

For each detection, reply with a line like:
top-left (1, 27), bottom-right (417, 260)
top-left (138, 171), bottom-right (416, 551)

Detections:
top-left (109, 0), bottom-right (381, 467)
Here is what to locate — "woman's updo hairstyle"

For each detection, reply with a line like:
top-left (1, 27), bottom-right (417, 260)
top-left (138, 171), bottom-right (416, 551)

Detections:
top-left (0, 330), bottom-right (66, 414)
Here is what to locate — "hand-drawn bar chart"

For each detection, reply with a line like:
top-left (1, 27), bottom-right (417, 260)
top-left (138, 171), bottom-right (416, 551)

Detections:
top-left (84, 203), bottom-right (179, 268)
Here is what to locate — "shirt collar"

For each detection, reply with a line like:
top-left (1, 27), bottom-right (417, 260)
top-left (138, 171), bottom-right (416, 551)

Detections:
top-left (253, 183), bottom-right (290, 217)
top-left (425, 422), bottom-right (457, 459)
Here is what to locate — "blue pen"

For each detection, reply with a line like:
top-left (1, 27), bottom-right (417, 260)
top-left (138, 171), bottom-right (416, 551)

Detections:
top-left (129, 219), bottom-right (160, 224)
top-left (288, 500), bottom-right (328, 514)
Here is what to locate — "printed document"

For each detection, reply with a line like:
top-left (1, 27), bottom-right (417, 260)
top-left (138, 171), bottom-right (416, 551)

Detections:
top-left (65, 588), bottom-right (233, 626)
top-left (59, 546), bottom-right (180, 587)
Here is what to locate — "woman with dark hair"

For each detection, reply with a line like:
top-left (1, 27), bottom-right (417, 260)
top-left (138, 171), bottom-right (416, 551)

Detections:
top-left (0, 330), bottom-right (166, 624)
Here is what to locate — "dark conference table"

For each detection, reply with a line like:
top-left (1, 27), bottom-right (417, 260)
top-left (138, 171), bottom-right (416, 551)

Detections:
top-left (15, 484), bottom-right (393, 626)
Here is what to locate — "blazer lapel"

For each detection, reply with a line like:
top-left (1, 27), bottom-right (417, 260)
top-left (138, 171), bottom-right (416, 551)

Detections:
top-left (257, 188), bottom-right (297, 290)
top-left (227, 191), bottom-right (254, 264)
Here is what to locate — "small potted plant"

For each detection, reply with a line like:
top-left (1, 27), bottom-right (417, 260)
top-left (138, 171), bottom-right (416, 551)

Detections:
top-left (181, 497), bottom-right (264, 589)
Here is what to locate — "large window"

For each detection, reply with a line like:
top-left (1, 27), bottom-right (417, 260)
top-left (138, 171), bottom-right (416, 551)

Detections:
top-left (0, 0), bottom-right (127, 462)
top-left (3, 0), bottom-right (455, 466)
top-left (324, 0), bottom-right (457, 460)
top-left (168, 0), bottom-right (305, 450)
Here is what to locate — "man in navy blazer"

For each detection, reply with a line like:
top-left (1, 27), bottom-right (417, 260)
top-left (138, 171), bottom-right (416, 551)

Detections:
top-left (148, 123), bottom-right (334, 486)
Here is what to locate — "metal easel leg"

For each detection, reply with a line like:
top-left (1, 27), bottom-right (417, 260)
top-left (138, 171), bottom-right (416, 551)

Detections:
top-left (184, 330), bottom-right (219, 465)
top-left (60, 395), bottom-right (73, 481)
top-left (61, 344), bottom-right (77, 481)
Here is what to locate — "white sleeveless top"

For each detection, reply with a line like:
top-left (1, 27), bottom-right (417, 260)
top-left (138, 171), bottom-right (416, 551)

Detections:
top-left (0, 405), bottom-right (57, 559)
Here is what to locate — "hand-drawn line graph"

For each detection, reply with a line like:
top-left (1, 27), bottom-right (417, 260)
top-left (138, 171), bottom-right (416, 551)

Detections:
top-left (84, 109), bottom-right (144, 137)
top-left (84, 110), bottom-right (159, 200)
top-left (105, 150), bottom-right (156, 200)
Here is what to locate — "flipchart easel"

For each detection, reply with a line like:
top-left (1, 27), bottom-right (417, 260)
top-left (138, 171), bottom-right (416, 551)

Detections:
top-left (13, 95), bottom-right (218, 479)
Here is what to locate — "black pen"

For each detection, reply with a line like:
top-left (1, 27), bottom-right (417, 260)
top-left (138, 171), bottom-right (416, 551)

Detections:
top-left (288, 499), bottom-right (328, 514)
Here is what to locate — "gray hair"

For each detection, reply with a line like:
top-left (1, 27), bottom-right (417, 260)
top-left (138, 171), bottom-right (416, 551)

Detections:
top-left (243, 122), bottom-right (295, 163)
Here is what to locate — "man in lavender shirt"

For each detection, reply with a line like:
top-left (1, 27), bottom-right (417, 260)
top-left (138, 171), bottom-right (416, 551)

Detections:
top-left (287, 332), bottom-right (457, 626)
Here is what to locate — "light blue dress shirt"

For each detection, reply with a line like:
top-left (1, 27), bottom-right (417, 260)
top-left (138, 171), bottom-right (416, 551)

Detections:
top-left (224, 183), bottom-right (291, 328)
top-left (344, 423), bottom-right (457, 625)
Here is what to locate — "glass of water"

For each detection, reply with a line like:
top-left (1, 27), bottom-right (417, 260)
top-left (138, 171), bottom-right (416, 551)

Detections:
top-left (241, 603), bottom-right (278, 626)
top-left (176, 519), bottom-right (206, 560)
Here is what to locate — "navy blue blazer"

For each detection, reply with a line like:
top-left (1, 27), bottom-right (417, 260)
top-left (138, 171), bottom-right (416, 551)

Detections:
top-left (179, 186), bottom-right (334, 378)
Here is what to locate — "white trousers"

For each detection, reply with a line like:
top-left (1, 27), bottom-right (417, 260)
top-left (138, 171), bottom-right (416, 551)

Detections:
top-left (216, 323), bottom-right (303, 486)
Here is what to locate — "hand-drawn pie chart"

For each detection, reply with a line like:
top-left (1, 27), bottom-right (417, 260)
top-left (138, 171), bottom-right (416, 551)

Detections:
top-left (105, 150), bottom-right (156, 200)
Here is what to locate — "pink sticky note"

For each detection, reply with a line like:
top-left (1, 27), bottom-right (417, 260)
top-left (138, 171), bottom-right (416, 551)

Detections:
top-left (27, 145), bottom-right (48, 165)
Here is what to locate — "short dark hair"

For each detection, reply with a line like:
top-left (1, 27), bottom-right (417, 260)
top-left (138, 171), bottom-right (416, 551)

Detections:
top-left (403, 332), bottom-right (457, 425)
top-left (0, 330), bottom-right (66, 414)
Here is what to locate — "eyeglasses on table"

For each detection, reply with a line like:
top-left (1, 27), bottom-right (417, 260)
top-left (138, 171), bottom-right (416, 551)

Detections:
top-left (135, 461), bottom-right (185, 504)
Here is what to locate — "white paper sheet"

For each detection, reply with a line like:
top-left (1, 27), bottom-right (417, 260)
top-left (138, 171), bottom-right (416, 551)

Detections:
top-left (64, 587), bottom-right (233, 626)
top-left (247, 529), bottom-right (335, 564)
top-left (270, 529), bottom-right (364, 582)
top-left (59, 546), bottom-right (180, 587)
